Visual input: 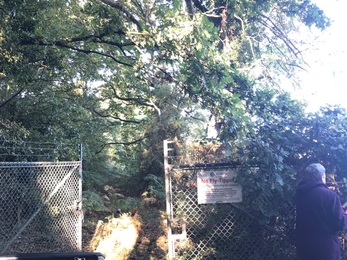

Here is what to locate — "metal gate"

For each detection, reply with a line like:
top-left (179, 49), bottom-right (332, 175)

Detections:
top-left (0, 143), bottom-right (83, 254)
top-left (164, 140), bottom-right (296, 260)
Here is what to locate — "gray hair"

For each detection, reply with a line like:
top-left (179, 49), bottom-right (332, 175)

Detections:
top-left (304, 163), bottom-right (325, 181)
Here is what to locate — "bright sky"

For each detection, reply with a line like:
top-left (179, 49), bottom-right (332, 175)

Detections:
top-left (295, 0), bottom-right (347, 112)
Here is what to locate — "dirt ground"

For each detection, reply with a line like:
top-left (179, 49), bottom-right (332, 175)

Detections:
top-left (82, 205), bottom-right (168, 260)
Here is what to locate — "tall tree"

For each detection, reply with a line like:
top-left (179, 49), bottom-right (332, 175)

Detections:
top-left (0, 0), bottom-right (329, 196)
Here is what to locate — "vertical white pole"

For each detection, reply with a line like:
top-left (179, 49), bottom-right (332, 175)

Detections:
top-left (77, 144), bottom-right (83, 250)
top-left (164, 140), bottom-right (174, 259)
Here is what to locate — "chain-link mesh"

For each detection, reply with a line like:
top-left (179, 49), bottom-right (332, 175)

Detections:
top-left (0, 161), bottom-right (82, 253)
top-left (168, 167), bottom-right (296, 260)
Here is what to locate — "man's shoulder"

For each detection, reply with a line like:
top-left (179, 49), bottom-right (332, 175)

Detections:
top-left (316, 185), bottom-right (339, 199)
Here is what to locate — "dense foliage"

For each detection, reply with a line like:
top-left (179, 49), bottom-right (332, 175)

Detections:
top-left (2, 0), bottom-right (346, 225)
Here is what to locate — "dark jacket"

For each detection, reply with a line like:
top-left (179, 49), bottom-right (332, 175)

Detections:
top-left (296, 180), bottom-right (347, 260)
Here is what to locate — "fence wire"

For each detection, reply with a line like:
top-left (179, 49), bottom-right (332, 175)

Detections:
top-left (0, 161), bottom-right (82, 253)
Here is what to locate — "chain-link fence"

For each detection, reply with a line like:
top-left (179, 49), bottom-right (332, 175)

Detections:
top-left (0, 161), bottom-right (82, 253)
top-left (0, 142), bottom-right (82, 254)
top-left (166, 167), bottom-right (296, 260)
top-left (164, 140), bottom-right (347, 260)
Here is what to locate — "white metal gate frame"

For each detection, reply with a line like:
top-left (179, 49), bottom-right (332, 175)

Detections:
top-left (164, 140), bottom-right (241, 259)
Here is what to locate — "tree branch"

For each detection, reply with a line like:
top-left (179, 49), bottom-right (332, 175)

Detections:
top-left (91, 108), bottom-right (141, 124)
top-left (191, 0), bottom-right (208, 12)
top-left (96, 135), bottom-right (148, 153)
top-left (21, 38), bottom-right (134, 67)
top-left (259, 13), bottom-right (302, 58)
top-left (0, 88), bottom-right (24, 108)
top-left (99, 0), bottom-right (143, 31)
top-left (109, 84), bottom-right (155, 107)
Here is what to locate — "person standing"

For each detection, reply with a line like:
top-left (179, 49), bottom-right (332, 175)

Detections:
top-left (296, 163), bottom-right (347, 260)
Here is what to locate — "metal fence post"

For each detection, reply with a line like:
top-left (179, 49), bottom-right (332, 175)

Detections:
top-left (77, 144), bottom-right (83, 250)
top-left (164, 140), bottom-right (175, 259)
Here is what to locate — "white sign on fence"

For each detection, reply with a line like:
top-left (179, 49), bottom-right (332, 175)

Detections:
top-left (197, 169), bottom-right (242, 204)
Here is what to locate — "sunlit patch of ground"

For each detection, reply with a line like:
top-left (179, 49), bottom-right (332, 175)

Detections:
top-left (89, 215), bottom-right (138, 260)
top-left (84, 206), bottom-right (168, 260)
